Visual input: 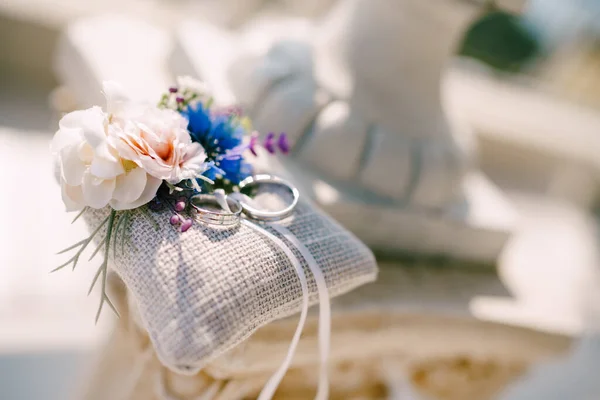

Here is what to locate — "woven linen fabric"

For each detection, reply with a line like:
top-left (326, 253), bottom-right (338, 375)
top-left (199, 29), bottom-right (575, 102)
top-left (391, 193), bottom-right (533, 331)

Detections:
top-left (83, 183), bottom-right (377, 374)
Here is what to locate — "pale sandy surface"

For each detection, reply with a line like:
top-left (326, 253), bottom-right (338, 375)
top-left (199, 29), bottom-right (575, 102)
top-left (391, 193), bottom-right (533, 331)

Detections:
top-left (0, 80), bottom-right (113, 400)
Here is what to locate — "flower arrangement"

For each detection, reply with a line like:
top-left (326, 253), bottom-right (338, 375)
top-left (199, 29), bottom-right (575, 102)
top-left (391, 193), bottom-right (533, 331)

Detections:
top-left (52, 77), bottom-right (289, 321)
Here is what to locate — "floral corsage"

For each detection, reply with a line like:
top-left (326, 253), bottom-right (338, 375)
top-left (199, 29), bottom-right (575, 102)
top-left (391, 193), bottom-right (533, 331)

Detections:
top-left (52, 77), bottom-right (288, 321)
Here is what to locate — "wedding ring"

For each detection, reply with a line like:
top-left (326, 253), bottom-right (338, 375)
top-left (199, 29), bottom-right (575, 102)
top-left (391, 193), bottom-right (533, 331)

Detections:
top-left (237, 174), bottom-right (299, 221)
top-left (189, 194), bottom-right (242, 226)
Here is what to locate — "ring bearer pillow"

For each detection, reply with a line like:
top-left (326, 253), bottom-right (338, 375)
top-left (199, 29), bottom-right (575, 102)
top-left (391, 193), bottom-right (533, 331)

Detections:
top-left (52, 78), bottom-right (378, 391)
top-left (83, 175), bottom-right (377, 373)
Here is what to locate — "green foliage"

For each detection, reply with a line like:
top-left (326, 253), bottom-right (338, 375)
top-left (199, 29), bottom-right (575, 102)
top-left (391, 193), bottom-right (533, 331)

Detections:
top-left (54, 208), bottom-right (136, 323)
top-left (457, 10), bottom-right (541, 73)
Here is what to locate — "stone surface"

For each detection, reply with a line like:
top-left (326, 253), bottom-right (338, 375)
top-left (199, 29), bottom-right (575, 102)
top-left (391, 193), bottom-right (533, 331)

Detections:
top-left (445, 62), bottom-right (600, 208)
top-left (172, 13), bottom-right (516, 263)
top-left (48, 13), bottom-right (517, 262)
top-left (0, 127), bottom-right (114, 400)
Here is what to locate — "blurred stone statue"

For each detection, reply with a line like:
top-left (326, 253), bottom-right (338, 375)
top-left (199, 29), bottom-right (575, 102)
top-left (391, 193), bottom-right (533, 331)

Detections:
top-left (173, 0), bottom-right (515, 260)
top-left (52, 0), bottom-right (515, 260)
top-left (187, 0), bottom-right (480, 208)
top-left (190, 0), bottom-right (338, 27)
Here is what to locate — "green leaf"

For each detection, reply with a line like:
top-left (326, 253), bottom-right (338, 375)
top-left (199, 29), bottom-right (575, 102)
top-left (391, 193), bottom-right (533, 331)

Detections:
top-left (87, 210), bottom-right (119, 323)
top-left (53, 214), bottom-right (110, 272)
top-left (71, 207), bottom-right (89, 224)
top-left (88, 237), bottom-right (107, 261)
top-left (56, 239), bottom-right (87, 255)
top-left (112, 211), bottom-right (128, 257)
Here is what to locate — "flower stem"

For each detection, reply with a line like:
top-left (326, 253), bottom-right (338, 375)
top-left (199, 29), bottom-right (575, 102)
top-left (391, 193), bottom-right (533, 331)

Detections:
top-left (90, 209), bottom-right (120, 323)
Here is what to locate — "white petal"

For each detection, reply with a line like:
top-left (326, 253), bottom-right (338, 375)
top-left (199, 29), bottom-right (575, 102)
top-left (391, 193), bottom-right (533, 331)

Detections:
top-left (112, 167), bottom-right (147, 204)
top-left (114, 135), bottom-right (142, 164)
top-left (51, 127), bottom-right (80, 154)
top-left (51, 109), bottom-right (92, 153)
top-left (61, 182), bottom-right (85, 211)
top-left (183, 142), bottom-right (206, 165)
top-left (82, 173), bottom-right (116, 209)
top-left (89, 155), bottom-right (124, 180)
top-left (59, 145), bottom-right (87, 186)
top-left (79, 107), bottom-right (115, 162)
top-left (175, 125), bottom-right (192, 145)
top-left (178, 143), bottom-right (208, 181)
top-left (137, 154), bottom-right (172, 180)
top-left (110, 175), bottom-right (162, 210)
top-left (58, 107), bottom-right (101, 130)
top-left (103, 81), bottom-right (131, 115)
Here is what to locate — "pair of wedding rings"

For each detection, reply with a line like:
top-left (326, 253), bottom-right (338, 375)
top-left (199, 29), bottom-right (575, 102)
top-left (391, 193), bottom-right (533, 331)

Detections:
top-left (190, 174), bottom-right (299, 226)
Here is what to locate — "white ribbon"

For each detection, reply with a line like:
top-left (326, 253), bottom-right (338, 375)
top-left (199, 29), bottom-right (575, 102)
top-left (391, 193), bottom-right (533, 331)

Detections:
top-left (218, 190), bottom-right (331, 400)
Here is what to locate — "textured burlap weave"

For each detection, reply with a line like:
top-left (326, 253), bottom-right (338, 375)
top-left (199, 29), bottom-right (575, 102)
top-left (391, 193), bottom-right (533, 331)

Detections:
top-left (83, 182), bottom-right (377, 374)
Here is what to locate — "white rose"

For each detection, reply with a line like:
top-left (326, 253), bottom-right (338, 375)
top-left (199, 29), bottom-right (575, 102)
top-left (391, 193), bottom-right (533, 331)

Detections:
top-left (52, 81), bottom-right (209, 211)
top-left (52, 105), bottom-right (163, 211)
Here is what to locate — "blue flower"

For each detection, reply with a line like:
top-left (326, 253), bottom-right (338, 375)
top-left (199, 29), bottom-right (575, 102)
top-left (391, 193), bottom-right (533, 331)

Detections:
top-left (201, 157), bottom-right (252, 186)
top-left (218, 157), bottom-right (252, 184)
top-left (183, 105), bottom-right (245, 157)
top-left (182, 103), bottom-right (212, 143)
top-left (202, 116), bottom-right (245, 158)
top-left (183, 103), bottom-right (252, 186)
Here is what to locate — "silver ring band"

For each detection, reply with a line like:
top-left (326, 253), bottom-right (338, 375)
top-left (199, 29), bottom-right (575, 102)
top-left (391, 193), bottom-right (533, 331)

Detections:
top-left (190, 194), bottom-right (242, 226)
top-left (238, 174), bottom-right (299, 221)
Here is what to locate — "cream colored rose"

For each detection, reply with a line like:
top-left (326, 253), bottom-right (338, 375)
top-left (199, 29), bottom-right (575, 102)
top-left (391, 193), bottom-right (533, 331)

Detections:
top-left (112, 106), bottom-right (208, 184)
top-left (52, 81), bottom-right (208, 211)
top-left (52, 106), bottom-right (163, 211)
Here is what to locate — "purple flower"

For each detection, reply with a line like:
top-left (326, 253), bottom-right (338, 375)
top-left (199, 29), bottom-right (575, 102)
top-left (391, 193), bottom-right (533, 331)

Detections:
top-left (264, 132), bottom-right (276, 154)
top-left (220, 143), bottom-right (248, 161)
top-left (249, 133), bottom-right (259, 157)
top-left (278, 133), bottom-right (290, 154)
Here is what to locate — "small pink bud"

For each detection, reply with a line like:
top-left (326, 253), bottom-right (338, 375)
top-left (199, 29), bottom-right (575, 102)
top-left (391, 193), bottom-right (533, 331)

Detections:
top-left (180, 219), bottom-right (193, 232)
top-left (175, 201), bottom-right (186, 212)
top-left (170, 215), bottom-right (181, 225)
top-left (176, 96), bottom-right (185, 103)
top-left (169, 87), bottom-right (178, 93)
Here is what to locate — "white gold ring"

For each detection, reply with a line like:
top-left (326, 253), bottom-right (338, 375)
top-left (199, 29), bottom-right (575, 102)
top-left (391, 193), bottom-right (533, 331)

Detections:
top-left (237, 174), bottom-right (299, 222)
top-left (190, 194), bottom-right (242, 226)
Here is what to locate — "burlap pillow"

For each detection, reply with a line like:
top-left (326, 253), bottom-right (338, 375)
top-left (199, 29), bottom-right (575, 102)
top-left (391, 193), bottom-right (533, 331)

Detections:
top-left (84, 182), bottom-right (377, 374)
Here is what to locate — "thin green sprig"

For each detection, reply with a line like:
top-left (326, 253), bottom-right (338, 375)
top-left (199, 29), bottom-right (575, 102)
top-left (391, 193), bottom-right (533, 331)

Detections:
top-left (71, 207), bottom-right (89, 224)
top-left (52, 214), bottom-right (110, 272)
top-left (112, 211), bottom-right (128, 256)
top-left (121, 212), bottom-right (135, 253)
top-left (54, 209), bottom-right (136, 323)
top-left (88, 209), bottom-right (119, 323)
